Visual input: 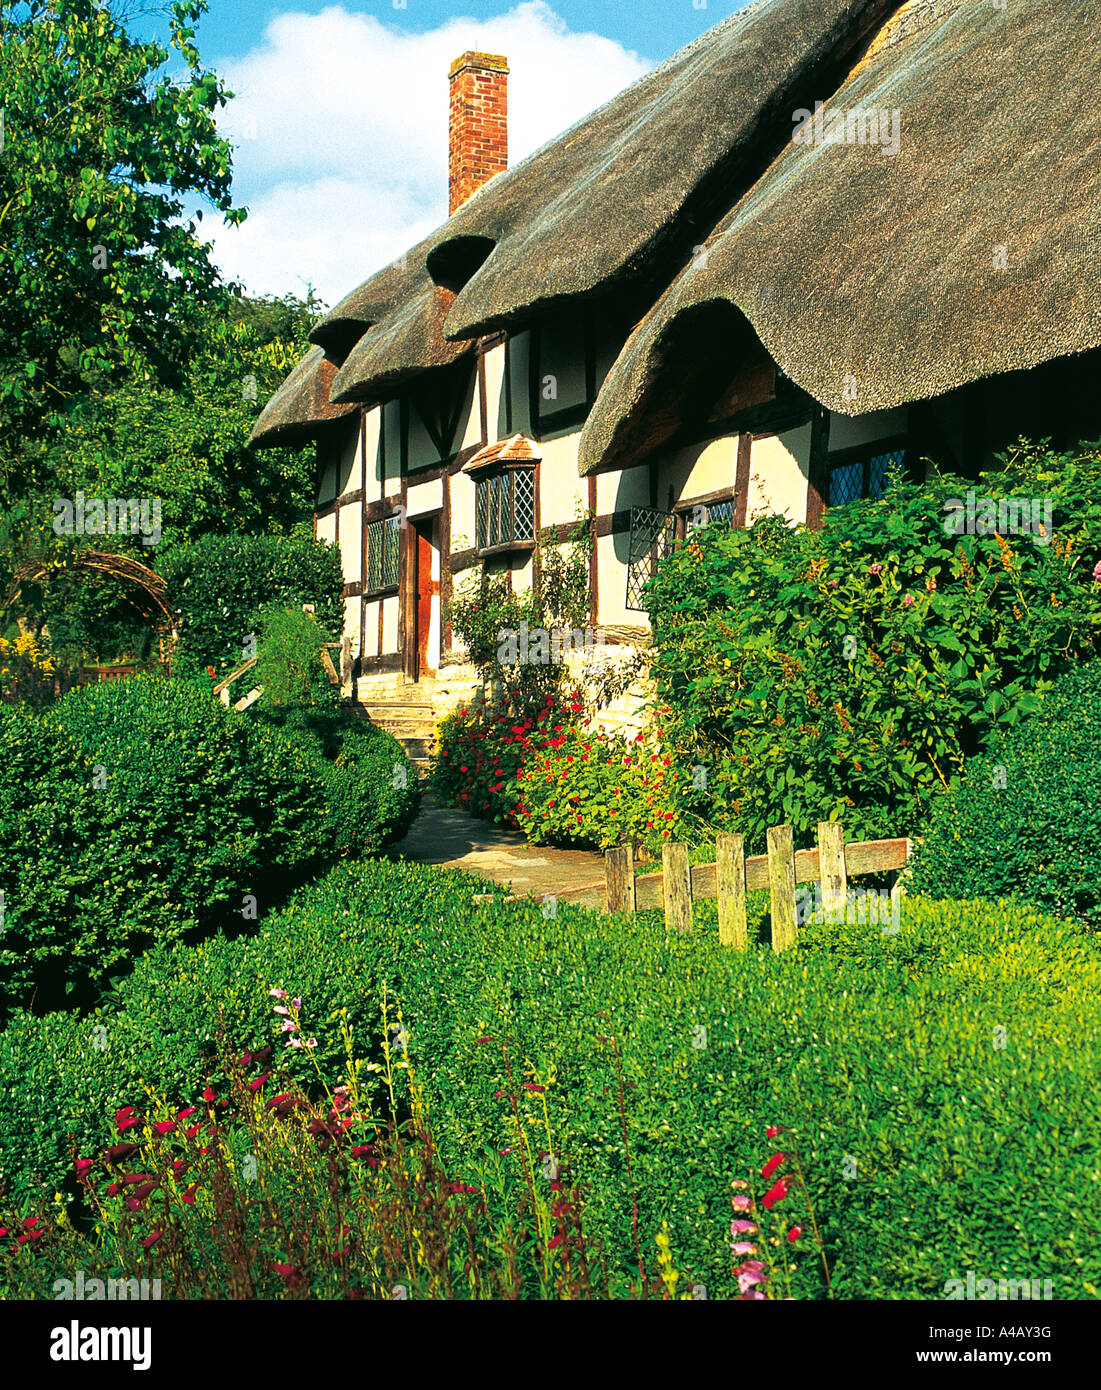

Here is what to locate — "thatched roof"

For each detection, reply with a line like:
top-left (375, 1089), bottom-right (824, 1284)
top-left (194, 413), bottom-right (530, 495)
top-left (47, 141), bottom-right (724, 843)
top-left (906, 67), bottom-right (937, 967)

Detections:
top-left (256, 0), bottom-right (1101, 468)
top-left (249, 346), bottom-right (357, 449)
top-left (253, 0), bottom-right (893, 444)
top-left (579, 0), bottom-right (1101, 472)
top-left (328, 281), bottom-right (472, 405)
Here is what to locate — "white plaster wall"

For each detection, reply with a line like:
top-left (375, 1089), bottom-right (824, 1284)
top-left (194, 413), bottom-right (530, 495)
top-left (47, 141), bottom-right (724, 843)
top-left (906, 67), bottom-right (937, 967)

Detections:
top-left (539, 432), bottom-right (587, 526)
top-left (407, 478), bottom-right (443, 517)
top-left (338, 501), bottom-right (361, 583)
top-left (597, 462), bottom-right (649, 513)
top-left (316, 512), bottom-right (336, 546)
top-left (450, 470), bottom-right (476, 553)
top-left (362, 598), bottom-right (379, 658)
top-left (359, 408), bottom-right (380, 503)
top-left (747, 425), bottom-right (812, 524)
top-left (381, 594), bottom-right (399, 653)
top-left (483, 342), bottom-right (507, 441)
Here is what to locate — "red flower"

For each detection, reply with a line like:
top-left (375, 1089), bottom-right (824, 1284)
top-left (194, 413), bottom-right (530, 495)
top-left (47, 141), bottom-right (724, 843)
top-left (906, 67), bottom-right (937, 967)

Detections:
top-left (763, 1177), bottom-right (792, 1210)
top-left (74, 1158), bottom-right (94, 1177)
top-left (522, 1082), bottom-right (545, 1093)
top-left (547, 1235), bottom-right (565, 1250)
top-left (152, 1121), bottom-right (176, 1135)
top-left (761, 1151), bottom-right (787, 1180)
top-left (202, 1086), bottom-right (217, 1103)
top-left (180, 1185), bottom-right (199, 1205)
top-left (176, 1107), bottom-right (196, 1120)
top-left (114, 1107), bottom-right (141, 1133)
top-left (787, 1225), bottom-right (803, 1243)
top-left (106, 1143), bottom-right (139, 1164)
top-left (766, 1125), bottom-right (785, 1138)
top-left (141, 1231), bottom-right (163, 1249)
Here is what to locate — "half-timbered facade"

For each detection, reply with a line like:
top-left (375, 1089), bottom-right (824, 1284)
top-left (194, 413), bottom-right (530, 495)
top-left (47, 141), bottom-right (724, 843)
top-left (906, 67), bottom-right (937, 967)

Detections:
top-left (252, 0), bottom-right (1101, 751)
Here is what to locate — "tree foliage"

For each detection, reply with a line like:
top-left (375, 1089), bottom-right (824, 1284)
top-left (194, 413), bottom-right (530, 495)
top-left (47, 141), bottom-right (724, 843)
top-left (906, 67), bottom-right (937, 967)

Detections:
top-left (0, 0), bottom-right (245, 493)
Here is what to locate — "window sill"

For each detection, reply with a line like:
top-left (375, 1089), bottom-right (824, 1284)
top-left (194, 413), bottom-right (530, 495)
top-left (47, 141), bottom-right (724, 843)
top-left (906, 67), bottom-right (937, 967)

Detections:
top-left (475, 539), bottom-right (536, 559)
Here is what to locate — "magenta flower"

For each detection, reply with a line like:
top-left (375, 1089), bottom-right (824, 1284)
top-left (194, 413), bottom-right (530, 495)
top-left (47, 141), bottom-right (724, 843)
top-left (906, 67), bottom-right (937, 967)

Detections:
top-left (902, 593), bottom-right (915, 607)
top-left (737, 1268), bottom-right (765, 1293)
top-left (731, 1194), bottom-right (752, 1211)
top-left (731, 1218), bottom-right (757, 1235)
top-left (269, 988), bottom-right (287, 999)
top-left (1093, 561), bottom-right (1101, 582)
top-left (869, 563), bottom-right (883, 575)
top-left (731, 1241), bottom-right (758, 1256)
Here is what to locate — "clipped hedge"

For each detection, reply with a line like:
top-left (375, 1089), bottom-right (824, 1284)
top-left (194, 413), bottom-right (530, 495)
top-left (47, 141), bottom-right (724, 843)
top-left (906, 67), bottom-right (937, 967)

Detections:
top-left (253, 705), bottom-right (421, 857)
top-left (0, 678), bottom-right (417, 1018)
top-left (3, 858), bottom-right (1099, 1299)
top-left (910, 660), bottom-right (1101, 924)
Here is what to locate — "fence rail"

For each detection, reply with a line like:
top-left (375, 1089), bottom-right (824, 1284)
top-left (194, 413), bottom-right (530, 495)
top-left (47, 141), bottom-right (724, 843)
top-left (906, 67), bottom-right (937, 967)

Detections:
top-left (480, 823), bottom-right (914, 954)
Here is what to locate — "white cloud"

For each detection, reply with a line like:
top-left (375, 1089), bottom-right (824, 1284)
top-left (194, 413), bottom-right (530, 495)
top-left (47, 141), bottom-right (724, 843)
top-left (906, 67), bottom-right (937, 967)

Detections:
top-left (207, 2), bottom-right (653, 305)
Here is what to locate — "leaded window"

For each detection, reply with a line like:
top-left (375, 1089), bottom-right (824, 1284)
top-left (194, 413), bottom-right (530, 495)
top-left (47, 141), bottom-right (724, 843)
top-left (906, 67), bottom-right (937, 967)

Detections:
top-left (626, 506), bottom-right (676, 612)
top-left (827, 444), bottom-right (906, 508)
top-left (366, 514), bottom-right (401, 595)
top-left (475, 467), bottom-right (536, 552)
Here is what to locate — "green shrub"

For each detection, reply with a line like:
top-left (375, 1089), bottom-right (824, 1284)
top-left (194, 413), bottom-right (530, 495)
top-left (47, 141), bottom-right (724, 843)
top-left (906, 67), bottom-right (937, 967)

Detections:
top-left (0, 676), bottom-right (391, 1017)
top-left (254, 705), bottom-right (420, 856)
top-left (253, 606), bottom-right (340, 710)
top-left (0, 705), bottom-right (154, 1019)
top-left (646, 439), bottom-right (1101, 852)
top-left (48, 674), bottom-right (334, 923)
top-left (4, 857), bottom-right (1099, 1299)
top-left (909, 660), bottom-right (1101, 924)
top-left (161, 531), bottom-right (343, 676)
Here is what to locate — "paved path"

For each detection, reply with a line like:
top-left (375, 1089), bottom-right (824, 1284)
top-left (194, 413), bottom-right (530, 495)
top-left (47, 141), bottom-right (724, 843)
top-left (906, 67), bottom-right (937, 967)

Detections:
top-left (391, 791), bottom-right (606, 898)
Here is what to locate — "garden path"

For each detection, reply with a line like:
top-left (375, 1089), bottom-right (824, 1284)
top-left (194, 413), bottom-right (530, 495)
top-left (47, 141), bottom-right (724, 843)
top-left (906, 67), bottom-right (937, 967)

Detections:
top-left (391, 791), bottom-right (606, 899)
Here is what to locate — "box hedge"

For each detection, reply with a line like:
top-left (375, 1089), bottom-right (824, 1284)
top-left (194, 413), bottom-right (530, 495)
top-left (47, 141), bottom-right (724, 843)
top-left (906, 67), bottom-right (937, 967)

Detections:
top-left (3, 858), bottom-right (1098, 1300)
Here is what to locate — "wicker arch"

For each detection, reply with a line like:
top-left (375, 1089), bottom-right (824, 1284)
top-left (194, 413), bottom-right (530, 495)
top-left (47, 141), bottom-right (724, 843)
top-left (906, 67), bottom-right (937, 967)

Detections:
top-left (17, 550), bottom-right (175, 629)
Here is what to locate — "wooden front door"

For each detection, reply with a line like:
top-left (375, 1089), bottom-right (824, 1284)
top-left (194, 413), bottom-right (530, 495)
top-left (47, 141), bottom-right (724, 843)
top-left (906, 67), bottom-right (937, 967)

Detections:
top-left (407, 517), bottom-right (438, 680)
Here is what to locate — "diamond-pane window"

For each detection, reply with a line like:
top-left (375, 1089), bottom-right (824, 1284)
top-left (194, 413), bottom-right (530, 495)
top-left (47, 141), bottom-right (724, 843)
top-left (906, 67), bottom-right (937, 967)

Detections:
top-left (827, 444), bottom-right (906, 508)
top-left (626, 506), bottom-right (676, 612)
top-left (474, 466), bottom-right (537, 553)
top-left (366, 514), bottom-right (401, 595)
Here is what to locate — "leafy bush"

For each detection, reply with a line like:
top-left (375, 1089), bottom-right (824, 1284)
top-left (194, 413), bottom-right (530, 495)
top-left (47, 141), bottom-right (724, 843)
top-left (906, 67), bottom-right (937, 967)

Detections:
top-left (0, 705), bottom-right (150, 1019)
top-left (254, 705), bottom-right (420, 857)
top-left (909, 660), bottom-right (1101, 924)
top-left (253, 606), bottom-right (340, 710)
top-left (48, 674), bottom-right (333, 925)
top-left (0, 677), bottom-right (417, 1017)
top-left (4, 857), bottom-right (1099, 1299)
top-left (161, 531), bottom-right (343, 676)
top-left (646, 439), bottom-right (1101, 851)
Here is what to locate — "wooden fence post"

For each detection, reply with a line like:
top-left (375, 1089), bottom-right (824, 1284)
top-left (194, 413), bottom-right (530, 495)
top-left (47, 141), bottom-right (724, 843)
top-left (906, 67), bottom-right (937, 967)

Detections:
top-left (889, 837), bottom-right (914, 924)
top-left (716, 832), bottom-right (747, 948)
top-left (818, 822), bottom-right (847, 926)
top-left (662, 842), bottom-right (693, 934)
top-left (767, 824), bottom-right (798, 953)
top-left (604, 845), bottom-right (636, 914)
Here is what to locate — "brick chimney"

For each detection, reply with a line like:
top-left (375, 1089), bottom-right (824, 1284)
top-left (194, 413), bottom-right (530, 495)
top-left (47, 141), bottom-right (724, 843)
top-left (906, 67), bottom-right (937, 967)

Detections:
top-left (448, 51), bottom-right (508, 214)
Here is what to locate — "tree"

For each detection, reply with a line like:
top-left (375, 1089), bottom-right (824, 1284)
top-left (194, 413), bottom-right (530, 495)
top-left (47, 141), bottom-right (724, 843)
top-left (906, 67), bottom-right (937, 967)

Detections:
top-left (0, 0), bottom-right (246, 494)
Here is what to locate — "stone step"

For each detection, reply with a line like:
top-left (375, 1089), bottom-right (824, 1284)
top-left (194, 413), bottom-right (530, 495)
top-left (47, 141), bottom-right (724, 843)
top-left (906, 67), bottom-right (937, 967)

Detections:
top-left (372, 723), bottom-right (438, 741)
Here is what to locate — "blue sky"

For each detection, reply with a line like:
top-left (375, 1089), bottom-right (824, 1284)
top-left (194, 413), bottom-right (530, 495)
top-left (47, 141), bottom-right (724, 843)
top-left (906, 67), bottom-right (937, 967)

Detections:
top-left (158, 0), bottom-right (750, 305)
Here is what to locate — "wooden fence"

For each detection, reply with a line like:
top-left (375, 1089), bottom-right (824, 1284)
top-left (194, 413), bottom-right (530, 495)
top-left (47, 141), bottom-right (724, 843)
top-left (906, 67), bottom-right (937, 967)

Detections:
top-left (508, 824), bottom-right (914, 953)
